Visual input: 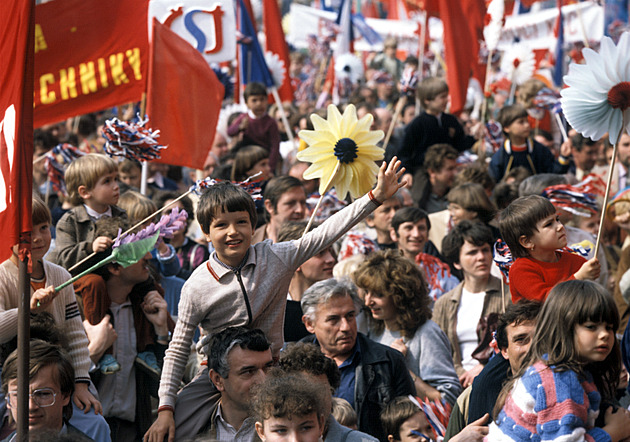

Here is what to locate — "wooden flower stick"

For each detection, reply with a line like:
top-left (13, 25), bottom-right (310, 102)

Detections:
top-left (303, 162), bottom-right (341, 235)
top-left (594, 125), bottom-right (626, 257)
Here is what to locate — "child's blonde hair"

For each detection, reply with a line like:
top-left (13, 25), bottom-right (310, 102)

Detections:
top-left (117, 191), bottom-right (158, 224)
top-left (65, 154), bottom-right (118, 206)
top-left (331, 397), bottom-right (357, 429)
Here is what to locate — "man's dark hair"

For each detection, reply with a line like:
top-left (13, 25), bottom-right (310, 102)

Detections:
top-left (390, 207), bottom-right (430, 234)
top-left (279, 342), bottom-right (341, 389)
top-left (263, 176), bottom-right (305, 221)
top-left (441, 220), bottom-right (494, 265)
top-left (570, 133), bottom-right (598, 153)
top-left (208, 327), bottom-right (271, 378)
top-left (495, 300), bottom-right (542, 351)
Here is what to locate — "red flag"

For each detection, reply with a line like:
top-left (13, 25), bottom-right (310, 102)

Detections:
top-left (147, 19), bottom-right (224, 169)
top-left (34, 0), bottom-right (148, 128)
top-left (263, 0), bottom-right (294, 102)
top-left (0, 0), bottom-right (34, 262)
top-left (438, 0), bottom-right (477, 114)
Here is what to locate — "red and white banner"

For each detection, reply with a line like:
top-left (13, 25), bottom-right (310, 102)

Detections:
top-left (149, 0), bottom-right (236, 64)
top-left (34, 0), bottom-right (149, 128)
top-left (497, 1), bottom-right (603, 50)
top-left (0, 0), bottom-right (35, 260)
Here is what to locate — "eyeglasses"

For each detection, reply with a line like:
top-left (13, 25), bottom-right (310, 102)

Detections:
top-left (8, 388), bottom-right (57, 408)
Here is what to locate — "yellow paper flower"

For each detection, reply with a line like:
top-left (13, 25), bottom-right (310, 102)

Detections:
top-left (297, 104), bottom-right (384, 199)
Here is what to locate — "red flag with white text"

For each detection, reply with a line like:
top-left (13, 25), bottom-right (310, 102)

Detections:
top-left (0, 0), bottom-right (35, 261)
top-left (147, 19), bottom-right (224, 169)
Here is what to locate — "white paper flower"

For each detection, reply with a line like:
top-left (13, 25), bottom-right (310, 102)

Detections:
top-left (335, 53), bottom-right (364, 84)
top-left (561, 32), bottom-right (630, 144)
top-left (501, 43), bottom-right (535, 86)
top-left (264, 51), bottom-right (286, 88)
top-left (483, 0), bottom-right (505, 52)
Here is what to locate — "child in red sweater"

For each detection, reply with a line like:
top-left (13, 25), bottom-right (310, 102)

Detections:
top-left (499, 195), bottom-right (600, 302)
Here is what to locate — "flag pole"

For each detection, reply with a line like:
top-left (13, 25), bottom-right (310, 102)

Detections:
top-left (17, 253), bottom-right (30, 442)
top-left (270, 86), bottom-right (295, 147)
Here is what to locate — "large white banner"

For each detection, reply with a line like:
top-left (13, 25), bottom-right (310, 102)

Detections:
top-left (149, 0), bottom-right (236, 63)
top-left (289, 1), bottom-right (603, 54)
top-left (498, 1), bottom-right (603, 50)
top-left (288, 4), bottom-right (442, 53)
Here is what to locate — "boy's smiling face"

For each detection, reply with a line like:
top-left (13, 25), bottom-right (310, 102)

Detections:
top-left (205, 210), bottom-right (254, 267)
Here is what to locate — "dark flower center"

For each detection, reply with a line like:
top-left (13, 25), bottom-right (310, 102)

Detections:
top-left (608, 82), bottom-right (630, 111)
top-left (334, 137), bottom-right (358, 164)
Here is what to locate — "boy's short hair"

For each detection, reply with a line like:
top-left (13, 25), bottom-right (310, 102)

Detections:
top-left (499, 195), bottom-right (556, 259)
top-left (424, 143), bottom-right (458, 173)
top-left (497, 104), bottom-right (528, 131)
top-left (118, 159), bottom-right (141, 174)
top-left (279, 342), bottom-right (341, 390)
top-left (65, 153), bottom-right (118, 206)
top-left (391, 207), bottom-right (430, 234)
top-left (380, 396), bottom-right (421, 441)
top-left (244, 82), bottom-right (267, 101)
top-left (196, 182), bottom-right (257, 233)
top-left (417, 77), bottom-right (448, 107)
top-left (441, 220), bottom-right (494, 265)
top-left (32, 195), bottom-right (52, 226)
top-left (332, 397), bottom-right (357, 428)
top-left (251, 370), bottom-right (326, 423)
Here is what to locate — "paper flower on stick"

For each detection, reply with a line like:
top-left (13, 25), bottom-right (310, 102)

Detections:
top-left (297, 104), bottom-right (384, 199)
top-left (500, 43), bottom-right (535, 86)
top-left (483, 0), bottom-right (505, 52)
top-left (561, 32), bottom-right (630, 144)
top-left (45, 144), bottom-right (86, 194)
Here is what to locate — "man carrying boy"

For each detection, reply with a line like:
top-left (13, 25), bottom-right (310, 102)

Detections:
top-left (227, 82), bottom-right (281, 171)
top-left (410, 144), bottom-right (459, 213)
top-left (489, 104), bottom-right (569, 181)
top-left (49, 154), bottom-right (126, 272)
top-left (145, 159), bottom-right (407, 442)
top-left (397, 77), bottom-right (476, 180)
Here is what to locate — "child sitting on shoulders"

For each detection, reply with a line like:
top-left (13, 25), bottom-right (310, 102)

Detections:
top-left (227, 82), bottom-right (281, 172)
top-left (499, 195), bottom-right (600, 303)
top-left (488, 104), bottom-right (569, 181)
top-left (49, 153), bottom-right (126, 273)
top-left (145, 159), bottom-right (406, 442)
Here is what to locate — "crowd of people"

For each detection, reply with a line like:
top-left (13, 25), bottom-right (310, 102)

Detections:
top-left (5, 32), bottom-right (630, 442)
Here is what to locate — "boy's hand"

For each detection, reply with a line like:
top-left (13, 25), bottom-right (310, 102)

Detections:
top-left (145, 411), bottom-right (175, 442)
top-left (31, 286), bottom-right (57, 312)
top-left (459, 363), bottom-right (484, 388)
top-left (372, 157), bottom-right (406, 203)
top-left (239, 118), bottom-right (248, 132)
top-left (92, 236), bottom-right (113, 253)
top-left (603, 406), bottom-right (630, 442)
top-left (73, 382), bottom-right (102, 415)
top-left (574, 257), bottom-right (600, 281)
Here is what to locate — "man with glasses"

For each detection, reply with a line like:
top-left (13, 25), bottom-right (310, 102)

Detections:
top-left (1, 340), bottom-right (92, 441)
